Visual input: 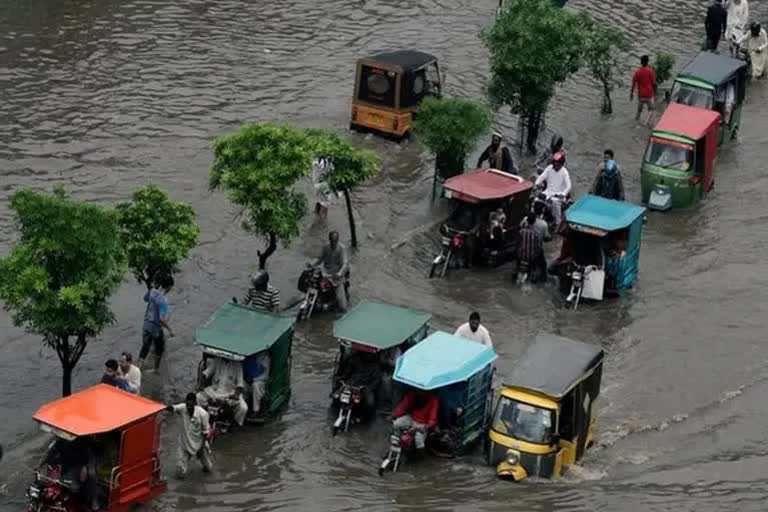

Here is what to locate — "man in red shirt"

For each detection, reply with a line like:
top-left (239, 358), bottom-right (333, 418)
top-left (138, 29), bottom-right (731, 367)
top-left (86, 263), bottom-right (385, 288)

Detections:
top-left (630, 55), bottom-right (657, 125)
top-left (392, 388), bottom-right (438, 451)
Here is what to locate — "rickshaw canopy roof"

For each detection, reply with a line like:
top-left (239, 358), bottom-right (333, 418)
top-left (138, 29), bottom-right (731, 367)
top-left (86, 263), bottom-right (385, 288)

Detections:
top-left (365, 50), bottom-right (437, 71)
top-left (333, 299), bottom-right (431, 350)
top-left (443, 169), bottom-right (533, 203)
top-left (506, 334), bottom-right (603, 399)
top-left (678, 52), bottom-right (747, 86)
top-left (33, 384), bottom-right (165, 436)
top-left (566, 195), bottom-right (646, 232)
top-left (653, 103), bottom-right (721, 141)
top-left (196, 302), bottom-right (295, 356)
top-left (393, 331), bottom-right (497, 390)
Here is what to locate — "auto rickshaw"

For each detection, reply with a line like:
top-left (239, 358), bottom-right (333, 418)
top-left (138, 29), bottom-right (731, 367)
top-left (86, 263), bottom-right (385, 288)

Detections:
top-left (489, 334), bottom-right (604, 481)
top-left (25, 384), bottom-right (166, 512)
top-left (556, 195), bottom-right (646, 310)
top-left (196, 302), bottom-right (294, 430)
top-left (669, 51), bottom-right (747, 146)
top-left (379, 331), bottom-right (497, 473)
top-left (349, 50), bottom-right (441, 140)
top-left (330, 300), bottom-right (430, 435)
top-left (429, 168), bottom-right (534, 278)
top-left (641, 102), bottom-right (720, 211)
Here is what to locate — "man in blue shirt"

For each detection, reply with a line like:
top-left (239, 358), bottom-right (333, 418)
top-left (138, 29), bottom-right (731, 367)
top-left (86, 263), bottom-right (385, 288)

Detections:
top-left (101, 359), bottom-right (132, 391)
top-left (139, 274), bottom-right (175, 371)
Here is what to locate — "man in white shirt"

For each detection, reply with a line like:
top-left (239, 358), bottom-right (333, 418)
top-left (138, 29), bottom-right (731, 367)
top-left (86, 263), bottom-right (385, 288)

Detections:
top-left (454, 312), bottom-right (493, 348)
top-left (535, 151), bottom-right (571, 228)
top-left (197, 356), bottom-right (248, 427)
top-left (117, 352), bottom-right (142, 394)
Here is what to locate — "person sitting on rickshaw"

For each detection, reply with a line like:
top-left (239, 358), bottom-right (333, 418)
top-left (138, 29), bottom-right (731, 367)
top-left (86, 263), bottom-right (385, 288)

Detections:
top-left (477, 132), bottom-right (514, 173)
top-left (446, 204), bottom-right (479, 267)
top-left (337, 349), bottom-right (381, 417)
top-left (437, 381), bottom-right (466, 430)
top-left (197, 357), bottom-right (248, 427)
top-left (50, 437), bottom-right (99, 511)
top-left (243, 350), bottom-right (271, 419)
top-left (392, 388), bottom-right (439, 452)
top-left (604, 234), bottom-right (628, 296)
top-left (488, 208), bottom-right (507, 251)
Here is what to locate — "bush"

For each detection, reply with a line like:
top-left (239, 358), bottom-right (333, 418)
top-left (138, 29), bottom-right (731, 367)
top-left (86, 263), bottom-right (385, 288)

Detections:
top-left (653, 53), bottom-right (676, 85)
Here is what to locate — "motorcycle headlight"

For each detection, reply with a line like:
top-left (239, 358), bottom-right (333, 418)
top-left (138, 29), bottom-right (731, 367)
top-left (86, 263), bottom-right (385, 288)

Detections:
top-left (506, 450), bottom-right (520, 466)
top-left (27, 486), bottom-right (40, 499)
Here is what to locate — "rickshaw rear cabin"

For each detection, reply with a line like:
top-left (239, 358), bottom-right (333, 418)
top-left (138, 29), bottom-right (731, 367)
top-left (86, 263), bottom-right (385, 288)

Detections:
top-left (350, 50), bottom-right (441, 139)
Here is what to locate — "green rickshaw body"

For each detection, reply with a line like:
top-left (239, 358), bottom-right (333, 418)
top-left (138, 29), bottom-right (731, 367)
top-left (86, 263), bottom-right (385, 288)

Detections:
top-left (670, 52), bottom-right (747, 146)
top-left (641, 103), bottom-right (720, 210)
top-left (196, 302), bottom-right (295, 418)
top-left (332, 300), bottom-right (431, 409)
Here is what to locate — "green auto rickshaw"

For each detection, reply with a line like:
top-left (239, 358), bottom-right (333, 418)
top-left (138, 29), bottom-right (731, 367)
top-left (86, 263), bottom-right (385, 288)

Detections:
top-left (196, 302), bottom-right (294, 430)
top-left (669, 52), bottom-right (747, 145)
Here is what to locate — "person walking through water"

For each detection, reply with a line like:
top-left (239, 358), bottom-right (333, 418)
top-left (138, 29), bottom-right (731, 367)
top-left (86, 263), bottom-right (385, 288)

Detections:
top-left (166, 393), bottom-right (213, 478)
top-left (590, 149), bottom-right (625, 201)
top-left (738, 22), bottom-right (768, 78)
top-left (477, 132), bottom-right (514, 174)
top-left (705, 0), bottom-right (728, 52)
top-left (725, 0), bottom-right (749, 57)
top-left (630, 55), bottom-right (657, 125)
top-left (138, 273), bottom-right (175, 371)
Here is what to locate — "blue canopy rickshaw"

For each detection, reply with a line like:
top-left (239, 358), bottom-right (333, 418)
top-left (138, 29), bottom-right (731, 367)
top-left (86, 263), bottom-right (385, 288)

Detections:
top-left (561, 195), bottom-right (646, 307)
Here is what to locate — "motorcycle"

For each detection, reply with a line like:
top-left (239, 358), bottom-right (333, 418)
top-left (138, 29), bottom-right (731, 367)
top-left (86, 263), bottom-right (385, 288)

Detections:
top-left (429, 225), bottom-right (468, 278)
top-left (25, 466), bottom-right (76, 512)
top-left (379, 427), bottom-right (418, 475)
top-left (331, 381), bottom-right (365, 436)
top-left (297, 264), bottom-right (349, 321)
top-left (205, 399), bottom-right (235, 435)
top-left (530, 184), bottom-right (572, 234)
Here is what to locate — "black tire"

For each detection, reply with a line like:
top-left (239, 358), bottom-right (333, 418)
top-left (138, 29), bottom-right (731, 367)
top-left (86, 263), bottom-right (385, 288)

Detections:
top-left (429, 262), bottom-right (439, 278)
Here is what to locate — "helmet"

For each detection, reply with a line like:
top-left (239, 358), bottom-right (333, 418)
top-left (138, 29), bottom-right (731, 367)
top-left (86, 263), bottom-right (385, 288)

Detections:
top-left (553, 151), bottom-right (566, 165)
top-left (250, 270), bottom-right (269, 288)
top-left (550, 135), bottom-right (564, 153)
top-left (751, 21), bottom-right (761, 36)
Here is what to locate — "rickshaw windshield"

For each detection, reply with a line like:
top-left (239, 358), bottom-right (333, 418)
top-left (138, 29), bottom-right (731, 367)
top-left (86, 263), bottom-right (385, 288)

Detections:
top-left (670, 82), bottom-right (713, 109)
top-left (644, 138), bottom-right (694, 171)
top-left (493, 397), bottom-right (555, 445)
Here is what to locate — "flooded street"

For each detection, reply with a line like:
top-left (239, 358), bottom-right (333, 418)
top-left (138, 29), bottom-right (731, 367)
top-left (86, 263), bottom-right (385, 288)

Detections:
top-left (3, 0), bottom-right (768, 510)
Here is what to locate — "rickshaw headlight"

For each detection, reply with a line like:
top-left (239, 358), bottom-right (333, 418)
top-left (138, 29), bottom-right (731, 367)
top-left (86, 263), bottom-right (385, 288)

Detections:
top-left (505, 450), bottom-right (520, 466)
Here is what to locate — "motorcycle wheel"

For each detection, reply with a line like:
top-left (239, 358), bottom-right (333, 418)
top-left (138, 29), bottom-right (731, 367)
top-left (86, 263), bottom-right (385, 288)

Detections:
top-left (428, 262), bottom-right (439, 279)
top-left (440, 249), bottom-right (452, 278)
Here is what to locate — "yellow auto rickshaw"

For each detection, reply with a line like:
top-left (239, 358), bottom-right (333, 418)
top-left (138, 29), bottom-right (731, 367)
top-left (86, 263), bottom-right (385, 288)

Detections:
top-left (488, 334), bottom-right (604, 481)
top-left (349, 50), bottom-right (441, 140)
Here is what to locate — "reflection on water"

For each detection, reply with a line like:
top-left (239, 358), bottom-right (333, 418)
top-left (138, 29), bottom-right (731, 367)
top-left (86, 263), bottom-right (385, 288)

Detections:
top-left (2, 0), bottom-right (768, 510)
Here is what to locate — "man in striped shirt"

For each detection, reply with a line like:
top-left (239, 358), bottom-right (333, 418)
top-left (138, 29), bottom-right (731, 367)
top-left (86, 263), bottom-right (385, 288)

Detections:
top-left (238, 271), bottom-right (280, 312)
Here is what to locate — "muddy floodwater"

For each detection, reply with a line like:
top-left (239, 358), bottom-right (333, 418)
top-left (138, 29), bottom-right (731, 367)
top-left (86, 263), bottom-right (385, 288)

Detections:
top-left (2, 0), bottom-right (768, 510)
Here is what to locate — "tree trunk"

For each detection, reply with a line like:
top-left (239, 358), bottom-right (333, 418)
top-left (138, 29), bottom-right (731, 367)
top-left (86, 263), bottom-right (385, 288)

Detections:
top-left (55, 334), bottom-right (88, 396)
top-left (342, 188), bottom-right (358, 249)
top-left (62, 363), bottom-right (73, 397)
top-left (525, 111), bottom-right (542, 155)
top-left (257, 232), bottom-right (277, 269)
top-left (602, 81), bottom-right (613, 114)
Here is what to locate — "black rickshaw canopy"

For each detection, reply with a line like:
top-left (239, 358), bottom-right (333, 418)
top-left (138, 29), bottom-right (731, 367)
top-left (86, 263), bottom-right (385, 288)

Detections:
top-left (364, 50), bottom-right (437, 72)
top-left (505, 334), bottom-right (604, 399)
top-left (678, 52), bottom-right (747, 87)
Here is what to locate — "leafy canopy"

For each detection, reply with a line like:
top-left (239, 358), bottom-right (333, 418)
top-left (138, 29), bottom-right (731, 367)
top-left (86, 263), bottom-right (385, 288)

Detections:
top-left (116, 185), bottom-right (200, 286)
top-left (0, 187), bottom-right (125, 342)
top-left (481, 0), bottom-right (587, 115)
top-left (411, 97), bottom-right (491, 159)
top-left (653, 52), bottom-right (676, 85)
top-left (210, 122), bottom-right (314, 245)
top-left (583, 23), bottom-right (632, 89)
top-left (305, 129), bottom-right (380, 191)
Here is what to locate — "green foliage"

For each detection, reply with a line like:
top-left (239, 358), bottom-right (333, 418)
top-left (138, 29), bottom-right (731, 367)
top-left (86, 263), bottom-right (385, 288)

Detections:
top-left (411, 97), bottom-right (492, 163)
top-left (210, 123), bottom-right (314, 264)
top-left (582, 20), bottom-right (633, 114)
top-left (481, 0), bottom-right (587, 117)
top-left (652, 52), bottom-right (676, 85)
top-left (116, 185), bottom-right (200, 288)
top-left (0, 187), bottom-right (125, 395)
top-left (305, 129), bottom-right (380, 192)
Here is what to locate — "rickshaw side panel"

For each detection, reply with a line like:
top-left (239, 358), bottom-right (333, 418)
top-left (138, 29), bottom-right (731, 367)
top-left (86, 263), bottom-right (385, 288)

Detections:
top-left (705, 122), bottom-right (718, 191)
top-left (265, 328), bottom-right (293, 415)
top-left (455, 364), bottom-right (493, 455)
top-left (113, 415), bottom-right (163, 507)
top-left (618, 215), bottom-right (644, 291)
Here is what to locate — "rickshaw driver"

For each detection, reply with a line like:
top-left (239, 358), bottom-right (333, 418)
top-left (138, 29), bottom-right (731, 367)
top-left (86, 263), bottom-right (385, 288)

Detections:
top-left (392, 388), bottom-right (439, 451)
top-left (337, 349), bottom-right (381, 415)
top-left (311, 230), bottom-right (349, 312)
top-left (477, 132), bottom-right (514, 173)
top-left (49, 436), bottom-right (99, 511)
top-left (197, 357), bottom-right (248, 427)
top-left (535, 151), bottom-right (572, 227)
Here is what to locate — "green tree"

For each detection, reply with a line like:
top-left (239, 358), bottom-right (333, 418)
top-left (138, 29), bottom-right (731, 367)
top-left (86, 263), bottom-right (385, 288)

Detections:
top-left (652, 52), bottom-right (676, 86)
top-left (0, 188), bottom-right (125, 396)
top-left (306, 129), bottom-right (380, 248)
top-left (481, 0), bottom-right (586, 153)
top-left (210, 122), bottom-right (314, 269)
top-left (411, 97), bottom-right (491, 190)
top-left (583, 22), bottom-right (633, 114)
top-left (116, 185), bottom-right (200, 290)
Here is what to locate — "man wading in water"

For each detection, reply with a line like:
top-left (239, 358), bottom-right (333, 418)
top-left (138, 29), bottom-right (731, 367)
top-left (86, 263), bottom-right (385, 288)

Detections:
top-left (477, 132), bottom-right (514, 173)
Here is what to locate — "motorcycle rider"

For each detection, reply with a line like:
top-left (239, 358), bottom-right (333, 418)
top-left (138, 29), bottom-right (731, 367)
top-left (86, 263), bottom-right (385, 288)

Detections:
top-left (535, 151), bottom-right (572, 228)
top-left (535, 134), bottom-right (565, 173)
top-left (197, 356), bottom-right (248, 427)
top-left (54, 437), bottom-right (99, 511)
top-left (590, 150), bottom-right (625, 201)
top-left (392, 388), bottom-right (439, 452)
top-left (738, 22), bottom-right (768, 78)
top-left (311, 230), bottom-right (349, 311)
top-left (235, 270), bottom-right (280, 312)
top-left (476, 131), bottom-right (514, 173)
top-left (336, 349), bottom-right (381, 420)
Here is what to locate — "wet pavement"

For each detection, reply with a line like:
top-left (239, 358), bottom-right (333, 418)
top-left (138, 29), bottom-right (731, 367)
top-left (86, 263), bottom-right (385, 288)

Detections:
top-left (2, 0), bottom-right (768, 510)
